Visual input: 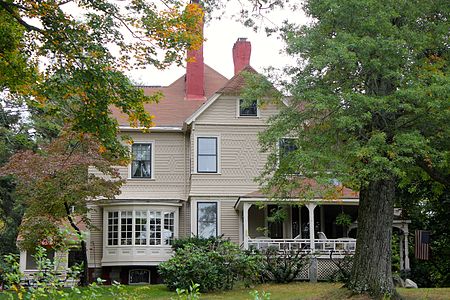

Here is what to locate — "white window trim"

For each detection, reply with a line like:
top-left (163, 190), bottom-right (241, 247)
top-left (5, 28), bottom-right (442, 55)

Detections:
top-left (236, 98), bottom-right (260, 118)
top-left (193, 134), bottom-right (221, 174)
top-left (277, 137), bottom-right (299, 171)
top-left (128, 140), bottom-right (155, 180)
top-left (103, 206), bottom-right (179, 248)
top-left (21, 250), bottom-right (67, 272)
top-left (190, 199), bottom-right (221, 237)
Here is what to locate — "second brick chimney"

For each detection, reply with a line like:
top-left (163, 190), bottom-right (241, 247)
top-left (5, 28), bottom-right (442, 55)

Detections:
top-left (185, 0), bottom-right (205, 100)
top-left (232, 38), bottom-right (252, 75)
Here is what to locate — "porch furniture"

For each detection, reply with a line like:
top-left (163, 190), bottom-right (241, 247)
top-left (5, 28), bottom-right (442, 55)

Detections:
top-left (316, 232), bottom-right (334, 251)
top-left (337, 237), bottom-right (356, 251)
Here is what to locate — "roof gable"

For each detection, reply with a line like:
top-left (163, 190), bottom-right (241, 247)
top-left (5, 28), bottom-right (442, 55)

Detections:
top-left (217, 65), bottom-right (257, 95)
top-left (111, 65), bottom-right (228, 127)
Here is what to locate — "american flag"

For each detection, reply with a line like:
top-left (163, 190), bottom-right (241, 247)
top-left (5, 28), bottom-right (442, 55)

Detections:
top-left (415, 230), bottom-right (430, 260)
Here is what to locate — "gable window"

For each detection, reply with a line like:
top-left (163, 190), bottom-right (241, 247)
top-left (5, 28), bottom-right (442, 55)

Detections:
top-left (197, 202), bottom-right (218, 238)
top-left (239, 99), bottom-right (258, 117)
top-left (131, 143), bottom-right (152, 178)
top-left (197, 137), bottom-right (217, 173)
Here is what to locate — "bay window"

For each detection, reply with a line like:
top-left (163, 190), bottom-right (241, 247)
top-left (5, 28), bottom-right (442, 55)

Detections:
top-left (134, 211), bottom-right (147, 245)
top-left (107, 212), bottom-right (119, 246)
top-left (106, 209), bottom-right (176, 246)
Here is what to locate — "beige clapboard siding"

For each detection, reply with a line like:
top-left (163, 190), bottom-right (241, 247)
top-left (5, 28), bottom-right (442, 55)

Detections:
top-left (178, 201), bottom-right (191, 238)
top-left (190, 124), bottom-right (269, 196)
top-left (88, 131), bottom-right (189, 200)
top-left (87, 205), bottom-right (103, 268)
top-left (220, 199), bottom-right (240, 244)
top-left (195, 95), bottom-right (280, 125)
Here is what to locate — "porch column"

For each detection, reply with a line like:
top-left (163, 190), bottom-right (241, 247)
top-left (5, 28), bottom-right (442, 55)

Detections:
top-left (399, 234), bottom-right (404, 270)
top-left (306, 203), bottom-right (317, 251)
top-left (243, 202), bottom-right (251, 249)
top-left (404, 230), bottom-right (410, 271)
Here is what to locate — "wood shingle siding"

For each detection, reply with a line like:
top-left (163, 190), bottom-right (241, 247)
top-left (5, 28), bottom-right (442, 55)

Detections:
top-left (195, 95), bottom-right (279, 125)
top-left (190, 124), bottom-right (269, 196)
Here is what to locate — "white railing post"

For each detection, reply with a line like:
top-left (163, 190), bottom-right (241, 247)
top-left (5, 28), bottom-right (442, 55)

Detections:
top-left (243, 203), bottom-right (250, 250)
top-left (306, 203), bottom-right (317, 251)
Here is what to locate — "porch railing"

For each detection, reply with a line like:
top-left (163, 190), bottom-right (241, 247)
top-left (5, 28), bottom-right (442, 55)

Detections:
top-left (246, 238), bottom-right (356, 255)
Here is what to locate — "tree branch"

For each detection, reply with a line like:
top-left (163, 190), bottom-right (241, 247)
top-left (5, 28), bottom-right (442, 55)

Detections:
top-left (0, 1), bottom-right (44, 33)
top-left (416, 159), bottom-right (450, 187)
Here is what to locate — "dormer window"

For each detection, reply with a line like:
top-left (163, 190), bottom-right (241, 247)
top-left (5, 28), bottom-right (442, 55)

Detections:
top-left (239, 99), bottom-right (258, 117)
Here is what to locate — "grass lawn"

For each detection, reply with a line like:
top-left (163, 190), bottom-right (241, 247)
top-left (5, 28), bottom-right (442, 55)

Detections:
top-left (1, 282), bottom-right (450, 299)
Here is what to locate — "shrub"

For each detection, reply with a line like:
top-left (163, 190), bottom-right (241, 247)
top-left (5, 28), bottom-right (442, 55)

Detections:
top-left (260, 247), bottom-right (308, 283)
top-left (171, 235), bottom-right (224, 251)
top-left (159, 237), bottom-right (263, 292)
top-left (328, 252), bottom-right (353, 283)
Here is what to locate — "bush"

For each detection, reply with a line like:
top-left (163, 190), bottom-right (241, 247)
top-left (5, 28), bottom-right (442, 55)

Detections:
top-left (159, 237), bottom-right (263, 292)
top-left (171, 235), bottom-right (224, 251)
top-left (260, 247), bottom-right (308, 283)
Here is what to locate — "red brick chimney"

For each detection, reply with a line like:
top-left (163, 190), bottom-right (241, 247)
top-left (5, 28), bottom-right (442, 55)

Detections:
top-left (232, 38), bottom-right (251, 75)
top-left (185, 0), bottom-right (205, 100)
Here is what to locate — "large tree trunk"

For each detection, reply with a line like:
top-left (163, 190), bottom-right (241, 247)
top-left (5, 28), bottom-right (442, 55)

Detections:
top-left (348, 178), bottom-right (398, 298)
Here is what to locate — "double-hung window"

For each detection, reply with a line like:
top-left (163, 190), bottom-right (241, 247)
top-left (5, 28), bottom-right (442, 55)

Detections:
top-left (197, 137), bottom-right (218, 173)
top-left (131, 143), bottom-right (152, 178)
top-left (197, 202), bottom-right (218, 238)
top-left (279, 138), bottom-right (298, 158)
top-left (239, 99), bottom-right (258, 117)
top-left (278, 138), bottom-right (300, 175)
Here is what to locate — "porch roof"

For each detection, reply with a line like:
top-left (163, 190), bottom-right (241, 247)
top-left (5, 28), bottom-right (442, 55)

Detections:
top-left (235, 194), bottom-right (359, 210)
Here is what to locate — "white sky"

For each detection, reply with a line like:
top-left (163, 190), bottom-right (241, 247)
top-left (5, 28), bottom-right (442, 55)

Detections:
top-left (127, 10), bottom-right (308, 86)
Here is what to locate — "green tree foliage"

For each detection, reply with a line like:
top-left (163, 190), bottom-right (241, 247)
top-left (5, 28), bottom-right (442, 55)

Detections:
top-left (1, 130), bottom-right (125, 285)
top-left (243, 0), bottom-right (449, 297)
top-left (0, 0), bottom-right (204, 155)
top-left (0, 103), bottom-right (35, 256)
top-left (0, 0), bottom-right (204, 281)
top-left (399, 183), bottom-right (450, 287)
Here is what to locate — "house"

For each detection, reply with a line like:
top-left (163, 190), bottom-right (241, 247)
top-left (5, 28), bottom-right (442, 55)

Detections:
top-left (18, 34), bottom-right (411, 284)
top-left (85, 35), bottom-right (411, 284)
